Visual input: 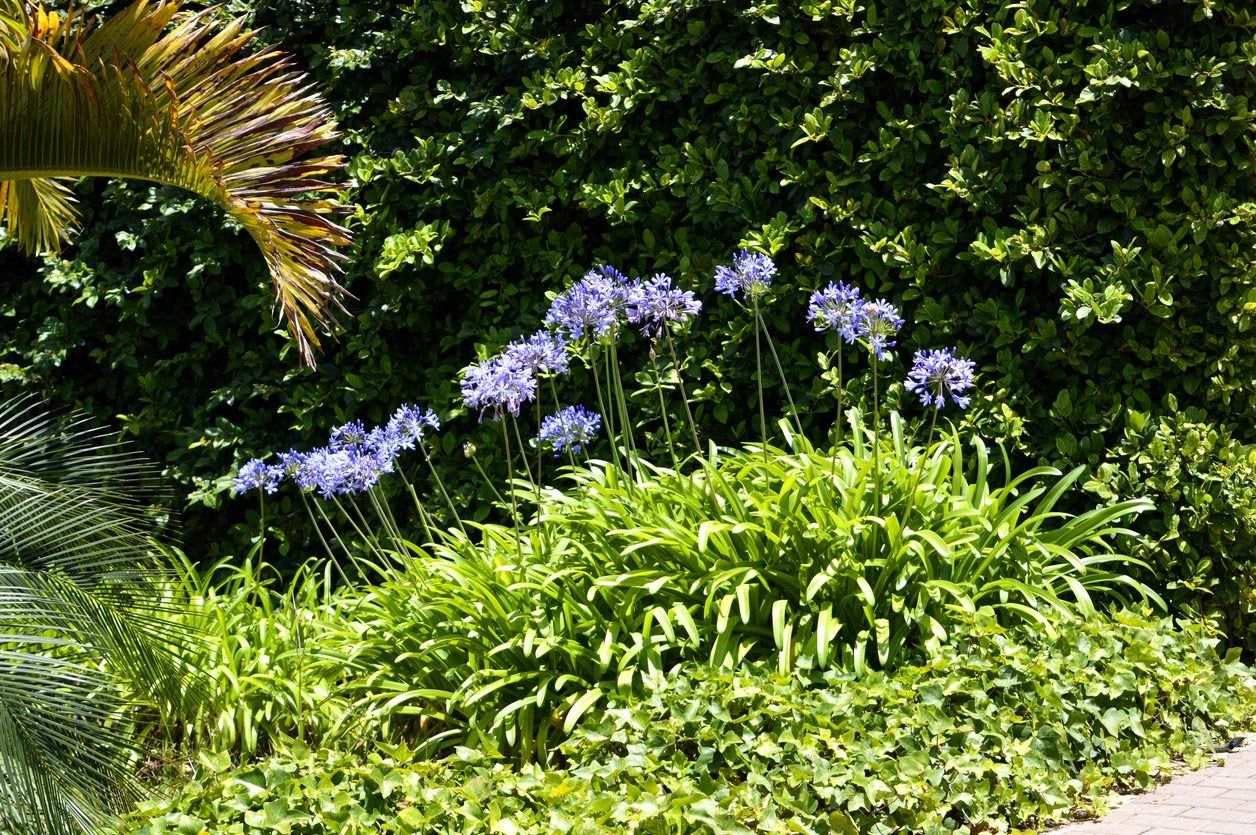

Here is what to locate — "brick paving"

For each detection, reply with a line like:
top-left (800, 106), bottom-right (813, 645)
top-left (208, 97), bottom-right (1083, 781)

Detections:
top-left (1051, 744), bottom-right (1256, 835)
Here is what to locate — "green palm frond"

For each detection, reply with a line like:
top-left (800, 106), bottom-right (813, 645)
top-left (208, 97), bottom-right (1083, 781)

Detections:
top-left (0, 397), bottom-right (197, 835)
top-left (0, 0), bottom-right (352, 364)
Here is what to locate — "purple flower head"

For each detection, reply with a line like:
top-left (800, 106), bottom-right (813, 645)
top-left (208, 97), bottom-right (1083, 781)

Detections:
top-left (504, 331), bottom-right (570, 377)
top-left (807, 282), bottom-right (864, 343)
top-left (277, 449), bottom-right (308, 478)
top-left (593, 264), bottom-right (631, 284)
top-left (232, 457), bottom-right (282, 496)
top-left (366, 425), bottom-right (404, 467)
top-left (714, 250), bottom-right (777, 300)
top-left (544, 266), bottom-right (639, 342)
top-left (627, 273), bottom-right (702, 338)
top-left (329, 420), bottom-right (369, 451)
top-left (294, 445), bottom-right (390, 497)
top-left (388, 404), bottom-right (440, 450)
top-left (460, 357), bottom-right (538, 420)
top-left (294, 447), bottom-right (348, 496)
top-left (855, 299), bottom-right (905, 360)
top-left (906, 348), bottom-right (976, 410)
top-left (341, 446), bottom-right (390, 492)
top-left (537, 405), bottom-right (602, 456)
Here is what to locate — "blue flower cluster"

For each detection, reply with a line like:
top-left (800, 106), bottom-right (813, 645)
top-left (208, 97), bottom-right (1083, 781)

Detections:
top-left (714, 249), bottom-right (777, 299)
top-left (462, 265), bottom-right (703, 423)
top-left (232, 458), bottom-right (282, 496)
top-left (807, 283), bottom-right (906, 360)
top-left (805, 276), bottom-right (975, 409)
top-left (627, 273), bottom-right (702, 338)
top-left (232, 404), bottom-right (439, 497)
top-left (807, 282), bottom-right (864, 343)
top-left (538, 405), bottom-right (603, 456)
top-left (460, 356), bottom-right (540, 419)
top-left (906, 348), bottom-right (976, 409)
top-left (232, 249), bottom-right (979, 497)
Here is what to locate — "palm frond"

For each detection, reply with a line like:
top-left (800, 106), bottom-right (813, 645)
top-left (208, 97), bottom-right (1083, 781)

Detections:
top-left (0, 397), bottom-right (199, 834)
top-left (0, 0), bottom-right (352, 364)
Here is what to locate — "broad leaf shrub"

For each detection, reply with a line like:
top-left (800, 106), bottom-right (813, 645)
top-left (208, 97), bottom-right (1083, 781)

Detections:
top-left (115, 613), bottom-right (1256, 835)
top-left (2, 0), bottom-right (1251, 591)
top-left (324, 420), bottom-right (1157, 760)
top-left (1088, 407), bottom-right (1256, 651)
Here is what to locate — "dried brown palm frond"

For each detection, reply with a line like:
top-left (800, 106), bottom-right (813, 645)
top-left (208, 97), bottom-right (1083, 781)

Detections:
top-left (0, 0), bottom-right (352, 365)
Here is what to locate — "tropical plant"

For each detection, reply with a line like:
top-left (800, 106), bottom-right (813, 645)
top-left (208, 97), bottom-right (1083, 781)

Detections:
top-left (322, 414), bottom-right (1158, 761)
top-left (0, 396), bottom-right (195, 835)
top-left (0, 0), bottom-right (351, 363)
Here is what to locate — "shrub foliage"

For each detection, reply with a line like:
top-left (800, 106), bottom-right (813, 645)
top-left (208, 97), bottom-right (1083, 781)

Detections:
top-left (1, 0), bottom-right (1252, 594)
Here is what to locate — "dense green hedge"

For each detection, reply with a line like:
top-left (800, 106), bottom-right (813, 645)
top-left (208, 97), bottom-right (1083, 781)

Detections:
top-left (115, 612), bottom-right (1256, 834)
top-left (2, 0), bottom-right (1253, 586)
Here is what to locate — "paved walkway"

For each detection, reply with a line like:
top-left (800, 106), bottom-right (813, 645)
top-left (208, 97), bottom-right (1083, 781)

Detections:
top-left (1051, 743), bottom-right (1256, 835)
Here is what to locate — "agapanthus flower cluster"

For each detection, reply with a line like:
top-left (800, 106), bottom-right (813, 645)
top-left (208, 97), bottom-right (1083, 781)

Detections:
top-left (389, 404), bottom-right (440, 450)
top-left (544, 265), bottom-right (639, 341)
top-left (807, 282), bottom-right (864, 343)
top-left (857, 299), bottom-right (905, 360)
top-left (906, 348), bottom-right (976, 410)
top-left (503, 331), bottom-right (570, 377)
top-left (460, 357), bottom-right (539, 419)
top-left (232, 458), bottom-right (282, 496)
top-left (230, 407), bottom-right (442, 498)
top-left (537, 405), bottom-right (602, 456)
top-left (714, 250), bottom-right (776, 300)
top-left (627, 273), bottom-right (702, 338)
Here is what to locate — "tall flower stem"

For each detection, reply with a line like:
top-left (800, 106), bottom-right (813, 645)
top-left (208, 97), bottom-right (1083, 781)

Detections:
top-left (394, 468), bottom-right (435, 545)
top-left (500, 417), bottom-right (524, 562)
top-left (366, 485), bottom-right (406, 553)
top-left (348, 495), bottom-right (394, 567)
top-left (607, 339), bottom-right (637, 478)
top-left (756, 306), bottom-right (803, 436)
top-left (664, 329), bottom-right (702, 456)
top-left (835, 350), bottom-right (845, 447)
top-left (587, 344), bottom-right (621, 472)
top-left (650, 347), bottom-right (679, 466)
top-left (305, 492), bottom-right (356, 582)
top-left (830, 349), bottom-right (845, 478)
top-left (607, 336), bottom-right (638, 472)
top-left (534, 401), bottom-right (544, 490)
top-left (298, 491), bottom-right (337, 562)
top-left (509, 414), bottom-right (536, 486)
top-left (871, 351), bottom-right (882, 509)
top-left (417, 439), bottom-right (468, 538)
top-left (470, 453), bottom-right (508, 506)
top-left (257, 492), bottom-right (265, 565)
top-left (905, 407), bottom-right (941, 523)
top-left (328, 496), bottom-right (385, 578)
top-left (751, 297), bottom-right (768, 459)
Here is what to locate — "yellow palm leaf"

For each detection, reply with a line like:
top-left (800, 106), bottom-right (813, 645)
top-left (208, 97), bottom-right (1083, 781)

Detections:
top-left (0, 0), bottom-right (352, 365)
